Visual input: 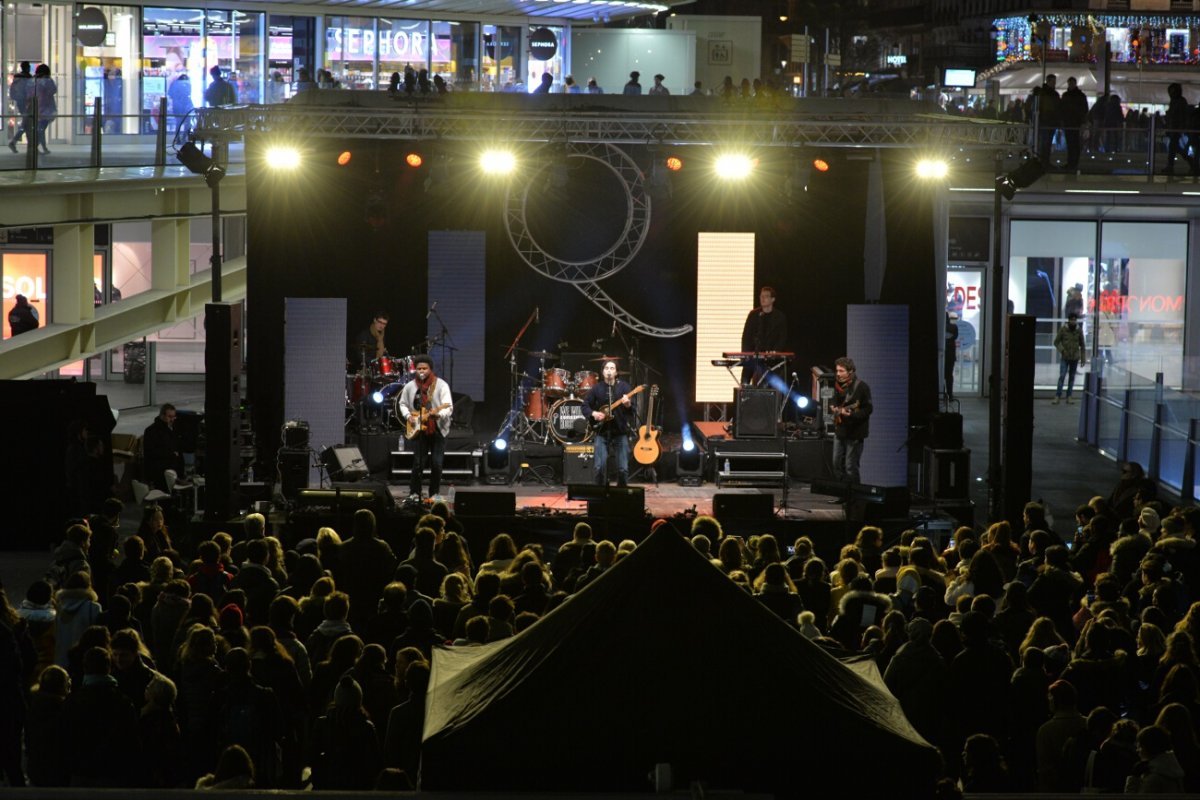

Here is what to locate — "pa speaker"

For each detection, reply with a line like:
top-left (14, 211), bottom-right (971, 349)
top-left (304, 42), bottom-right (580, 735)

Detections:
top-left (586, 486), bottom-right (645, 519)
top-left (278, 448), bottom-right (309, 498)
top-left (321, 446), bottom-right (369, 482)
top-left (930, 412), bottom-right (964, 450)
top-left (454, 490), bottom-right (516, 516)
top-left (712, 492), bottom-right (775, 520)
top-left (734, 387), bottom-right (778, 439)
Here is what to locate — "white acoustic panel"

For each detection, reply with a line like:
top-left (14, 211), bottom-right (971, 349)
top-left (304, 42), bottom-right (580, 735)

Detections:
top-left (428, 231), bottom-right (486, 401)
top-left (846, 304), bottom-right (909, 488)
top-left (284, 297), bottom-right (347, 487)
top-left (696, 232), bottom-right (755, 403)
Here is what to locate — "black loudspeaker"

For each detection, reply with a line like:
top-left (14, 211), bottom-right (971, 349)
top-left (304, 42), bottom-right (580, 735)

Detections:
top-left (785, 438), bottom-right (832, 481)
top-left (563, 444), bottom-right (594, 485)
top-left (734, 387), bottom-right (778, 439)
top-left (204, 301), bottom-right (243, 520)
top-left (454, 490), bottom-right (516, 516)
top-left (355, 432), bottom-right (395, 476)
top-left (331, 479), bottom-right (395, 510)
top-left (322, 446), bottom-right (369, 482)
top-left (278, 448), bottom-right (309, 498)
top-left (450, 393), bottom-right (475, 429)
top-left (586, 486), bottom-right (644, 519)
top-left (282, 420), bottom-right (310, 449)
top-left (848, 484), bottom-right (911, 522)
top-left (930, 412), bottom-right (964, 450)
top-left (923, 447), bottom-right (970, 500)
top-left (1004, 314), bottom-right (1036, 525)
top-left (174, 410), bottom-right (203, 453)
top-left (712, 492), bottom-right (776, 520)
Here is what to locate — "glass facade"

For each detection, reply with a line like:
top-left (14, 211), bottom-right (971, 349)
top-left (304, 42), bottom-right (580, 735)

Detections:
top-left (76, 5), bottom-right (139, 135)
top-left (525, 25), bottom-right (564, 93)
top-left (481, 24), bottom-right (520, 92)
top-left (994, 14), bottom-right (1200, 65)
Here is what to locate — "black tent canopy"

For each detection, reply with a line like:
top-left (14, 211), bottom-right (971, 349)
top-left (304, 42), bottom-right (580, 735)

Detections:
top-left (421, 526), bottom-right (942, 795)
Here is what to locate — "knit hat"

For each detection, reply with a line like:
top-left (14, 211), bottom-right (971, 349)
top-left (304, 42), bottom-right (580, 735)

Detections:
top-left (906, 617), bottom-right (933, 645)
top-left (333, 675), bottom-right (363, 709)
top-left (219, 603), bottom-right (244, 628)
top-left (1139, 506), bottom-right (1160, 534)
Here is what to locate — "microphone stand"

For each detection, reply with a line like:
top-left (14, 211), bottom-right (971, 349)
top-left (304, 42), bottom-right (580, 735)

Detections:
top-left (778, 372), bottom-right (799, 424)
top-left (429, 304), bottom-right (458, 390)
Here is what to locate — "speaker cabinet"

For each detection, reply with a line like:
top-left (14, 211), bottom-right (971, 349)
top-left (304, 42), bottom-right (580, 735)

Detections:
top-left (586, 486), bottom-right (645, 519)
top-left (712, 492), bottom-right (775, 520)
top-left (930, 412), bottom-right (964, 450)
top-left (356, 431), bottom-right (396, 476)
top-left (734, 387), bottom-right (779, 439)
top-left (1004, 314), bottom-right (1036, 524)
top-left (454, 490), bottom-right (516, 516)
top-left (922, 447), bottom-right (970, 500)
top-left (322, 446), bottom-right (369, 482)
top-left (204, 301), bottom-right (243, 520)
top-left (563, 444), bottom-right (594, 485)
top-left (278, 448), bottom-right (309, 499)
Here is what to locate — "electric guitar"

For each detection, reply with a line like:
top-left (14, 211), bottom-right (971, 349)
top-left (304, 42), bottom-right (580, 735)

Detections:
top-left (589, 384), bottom-right (646, 430)
top-left (406, 402), bottom-right (451, 438)
top-left (633, 385), bottom-right (661, 465)
top-left (830, 400), bottom-right (859, 423)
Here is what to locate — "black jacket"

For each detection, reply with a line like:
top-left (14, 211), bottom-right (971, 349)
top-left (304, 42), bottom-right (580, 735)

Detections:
top-left (141, 418), bottom-right (183, 491)
top-left (741, 307), bottom-right (788, 353)
top-left (585, 379), bottom-right (635, 436)
top-left (833, 377), bottom-right (872, 441)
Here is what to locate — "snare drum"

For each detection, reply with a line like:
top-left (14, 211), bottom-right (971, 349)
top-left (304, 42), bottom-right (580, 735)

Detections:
top-left (549, 397), bottom-right (594, 445)
top-left (372, 356), bottom-right (397, 379)
top-left (574, 370), bottom-right (599, 393)
top-left (543, 367), bottom-right (571, 397)
top-left (523, 388), bottom-right (552, 421)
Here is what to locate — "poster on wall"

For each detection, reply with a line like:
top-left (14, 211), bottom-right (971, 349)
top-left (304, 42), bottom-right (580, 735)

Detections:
top-left (707, 39), bottom-right (732, 66)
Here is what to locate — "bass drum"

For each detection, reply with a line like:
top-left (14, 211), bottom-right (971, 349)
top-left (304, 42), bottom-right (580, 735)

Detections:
top-left (548, 397), bottom-right (594, 445)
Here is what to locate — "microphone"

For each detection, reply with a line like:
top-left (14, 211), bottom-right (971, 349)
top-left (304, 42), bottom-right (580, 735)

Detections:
top-left (426, 301), bottom-right (437, 320)
top-left (612, 318), bottom-right (617, 336)
top-left (535, 306), bottom-right (539, 324)
top-left (791, 372), bottom-right (799, 380)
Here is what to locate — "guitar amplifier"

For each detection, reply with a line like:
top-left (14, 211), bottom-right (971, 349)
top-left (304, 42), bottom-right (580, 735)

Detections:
top-left (564, 444), bottom-right (594, 484)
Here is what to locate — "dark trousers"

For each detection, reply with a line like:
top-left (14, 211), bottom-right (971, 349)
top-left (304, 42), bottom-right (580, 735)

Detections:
top-left (1064, 126), bottom-right (1081, 170)
top-left (593, 429), bottom-right (629, 487)
top-left (832, 437), bottom-right (864, 485)
top-left (409, 430), bottom-right (445, 496)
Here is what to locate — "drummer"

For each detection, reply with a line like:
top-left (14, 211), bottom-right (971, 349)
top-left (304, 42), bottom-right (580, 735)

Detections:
top-left (349, 311), bottom-right (389, 371)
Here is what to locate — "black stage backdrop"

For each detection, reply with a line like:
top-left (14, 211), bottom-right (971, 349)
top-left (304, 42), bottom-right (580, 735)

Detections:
top-left (246, 137), bottom-right (934, 464)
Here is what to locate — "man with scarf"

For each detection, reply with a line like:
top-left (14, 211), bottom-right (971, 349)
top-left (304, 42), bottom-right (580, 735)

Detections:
top-left (584, 360), bottom-right (635, 487)
top-left (397, 354), bottom-right (453, 501)
top-left (830, 356), bottom-right (872, 485)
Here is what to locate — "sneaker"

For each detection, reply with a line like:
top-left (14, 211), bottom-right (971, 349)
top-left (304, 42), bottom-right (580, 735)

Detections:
top-left (1065, 397), bottom-right (1074, 405)
top-left (6, 141), bottom-right (15, 153)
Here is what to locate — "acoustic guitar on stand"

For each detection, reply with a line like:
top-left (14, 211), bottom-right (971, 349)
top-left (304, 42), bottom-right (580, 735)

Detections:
top-left (633, 385), bottom-right (661, 466)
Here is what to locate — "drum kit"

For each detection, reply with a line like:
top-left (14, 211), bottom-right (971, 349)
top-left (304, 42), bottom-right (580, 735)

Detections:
top-left (507, 350), bottom-right (628, 445)
top-left (346, 346), bottom-right (417, 431)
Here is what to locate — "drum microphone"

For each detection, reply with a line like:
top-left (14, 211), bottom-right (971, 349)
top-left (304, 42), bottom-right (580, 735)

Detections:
top-left (426, 301), bottom-right (437, 320)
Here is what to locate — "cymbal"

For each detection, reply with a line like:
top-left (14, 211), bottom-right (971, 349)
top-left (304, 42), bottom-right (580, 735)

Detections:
top-left (527, 350), bottom-right (558, 360)
top-left (589, 354), bottom-right (624, 362)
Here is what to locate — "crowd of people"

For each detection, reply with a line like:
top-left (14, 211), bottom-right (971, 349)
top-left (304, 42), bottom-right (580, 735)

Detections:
top-left (1, 471), bottom-right (1199, 793)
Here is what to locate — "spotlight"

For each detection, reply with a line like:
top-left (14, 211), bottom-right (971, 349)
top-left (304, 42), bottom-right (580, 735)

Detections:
top-left (915, 158), bottom-right (949, 179)
top-left (677, 426), bottom-right (704, 486)
top-left (665, 156), bottom-right (683, 171)
top-left (264, 146), bottom-right (301, 170)
top-left (812, 158), bottom-right (830, 172)
top-left (682, 437), bottom-right (695, 453)
top-left (405, 152), bottom-right (424, 168)
top-left (480, 149), bottom-right (516, 175)
top-left (177, 141), bottom-right (225, 188)
top-left (486, 437), bottom-right (512, 483)
top-left (371, 390), bottom-right (385, 404)
top-left (795, 395), bottom-right (810, 410)
top-left (337, 151), bottom-right (353, 166)
top-left (714, 153), bottom-right (756, 180)
top-left (996, 158), bottom-right (1046, 200)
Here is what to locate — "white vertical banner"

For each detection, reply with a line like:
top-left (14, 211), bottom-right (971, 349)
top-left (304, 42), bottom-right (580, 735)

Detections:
top-left (284, 297), bottom-right (347, 486)
top-left (695, 232), bottom-right (755, 403)
top-left (847, 304), bottom-right (909, 487)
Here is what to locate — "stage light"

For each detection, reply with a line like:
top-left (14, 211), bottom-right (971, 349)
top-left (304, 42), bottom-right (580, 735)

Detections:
top-left (480, 149), bottom-right (516, 175)
top-left (795, 395), bottom-right (811, 410)
top-left (996, 157), bottom-right (1046, 200)
top-left (682, 437), bottom-right (695, 453)
top-left (177, 141), bottom-right (225, 188)
top-left (486, 437), bottom-right (511, 483)
top-left (714, 153), bottom-right (756, 180)
top-left (812, 158), bottom-right (830, 172)
top-left (677, 425), bottom-right (704, 486)
top-left (495, 437), bottom-right (508, 451)
top-left (915, 158), bottom-right (949, 180)
top-left (371, 390), bottom-right (385, 404)
top-left (405, 152), bottom-right (424, 168)
top-left (337, 151), bottom-right (353, 166)
top-left (665, 156), bottom-right (683, 171)
top-left (265, 146), bottom-right (301, 170)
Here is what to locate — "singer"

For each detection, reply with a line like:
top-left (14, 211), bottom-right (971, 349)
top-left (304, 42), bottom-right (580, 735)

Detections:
top-left (398, 354), bottom-right (454, 502)
top-left (584, 360), bottom-right (635, 487)
top-left (739, 286), bottom-right (788, 384)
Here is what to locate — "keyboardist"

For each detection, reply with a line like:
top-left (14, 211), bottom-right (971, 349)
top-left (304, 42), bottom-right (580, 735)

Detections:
top-left (740, 285), bottom-right (789, 384)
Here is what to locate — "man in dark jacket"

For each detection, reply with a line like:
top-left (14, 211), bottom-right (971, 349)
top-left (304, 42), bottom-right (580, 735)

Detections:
top-left (334, 508), bottom-right (397, 629)
top-left (1164, 82), bottom-right (1198, 176)
top-left (1029, 73), bottom-right (1061, 167)
top-left (1028, 545), bottom-right (1085, 640)
top-left (7, 293), bottom-right (39, 336)
top-left (61, 646), bottom-right (139, 786)
top-left (883, 617), bottom-right (948, 747)
top-left (831, 356), bottom-right (872, 485)
top-left (141, 403), bottom-right (184, 492)
top-left (1060, 76), bottom-right (1089, 172)
top-left (228, 539), bottom-right (279, 625)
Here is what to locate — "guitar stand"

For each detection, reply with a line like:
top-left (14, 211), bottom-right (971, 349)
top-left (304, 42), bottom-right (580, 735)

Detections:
top-left (510, 460), bottom-right (556, 488)
top-left (628, 464), bottom-right (658, 487)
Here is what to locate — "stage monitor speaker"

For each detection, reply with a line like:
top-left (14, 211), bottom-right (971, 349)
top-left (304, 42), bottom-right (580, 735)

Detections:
top-left (454, 490), bottom-right (516, 516)
top-left (278, 448), bottom-right (309, 498)
top-left (450, 393), bottom-right (475, 429)
top-left (584, 486), bottom-right (645, 519)
top-left (331, 479), bottom-right (395, 510)
top-left (322, 446), bottom-right (369, 482)
top-left (712, 492), bottom-right (775, 520)
top-left (930, 412), bottom-right (964, 450)
top-left (734, 387), bottom-right (779, 439)
top-left (785, 438), bottom-right (832, 481)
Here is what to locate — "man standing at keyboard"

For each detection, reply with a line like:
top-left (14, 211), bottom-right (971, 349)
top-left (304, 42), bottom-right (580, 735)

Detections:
top-left (740, 285), bottom-right (788, 384)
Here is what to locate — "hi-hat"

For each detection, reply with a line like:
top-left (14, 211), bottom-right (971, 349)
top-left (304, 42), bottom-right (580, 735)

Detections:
top-left (527, 350), bottom-right (558, 360)
top-left (590, 354), bottom-right (624, 362)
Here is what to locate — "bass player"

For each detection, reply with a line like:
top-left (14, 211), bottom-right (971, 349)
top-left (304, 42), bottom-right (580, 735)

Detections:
top-left (397, 354), bottom-right (453, 501)
top-left (584, 360), bottom-right (636, 488)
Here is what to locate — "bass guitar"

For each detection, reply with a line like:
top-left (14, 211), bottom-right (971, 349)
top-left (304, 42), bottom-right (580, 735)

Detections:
top-left (406, 402), bottom-right (452, 439)
top-left (633, 385), bottom-right (661, 465)
top-left (589, 384), bottom-right (646, 430)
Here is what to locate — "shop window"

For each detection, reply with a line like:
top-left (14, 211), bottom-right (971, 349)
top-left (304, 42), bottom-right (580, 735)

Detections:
top-left (76, 5), bottom-right (140, 135)
top-left (431, 21), bottom-right (478, 88)
top-left (482, 25), bottom-right (520, 92)
top-left (2, 251), bottom-right (48, 339)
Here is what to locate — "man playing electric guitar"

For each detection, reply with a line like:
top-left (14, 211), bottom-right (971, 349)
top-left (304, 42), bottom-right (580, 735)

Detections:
top-left (830, 356), bottom-right (872, 486)
top-left (397, 354), bottom-right (454, 501)
top-left (584, 360), bottom-right (636, 488)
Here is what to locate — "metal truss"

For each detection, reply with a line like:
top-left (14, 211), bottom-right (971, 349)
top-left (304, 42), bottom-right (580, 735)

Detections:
top-left (573, 280), bottom-right (694, 339)
top-left (199, 104), bottom-right (1028, 150)
top-left (505, 141), bottom-right (649, 284)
